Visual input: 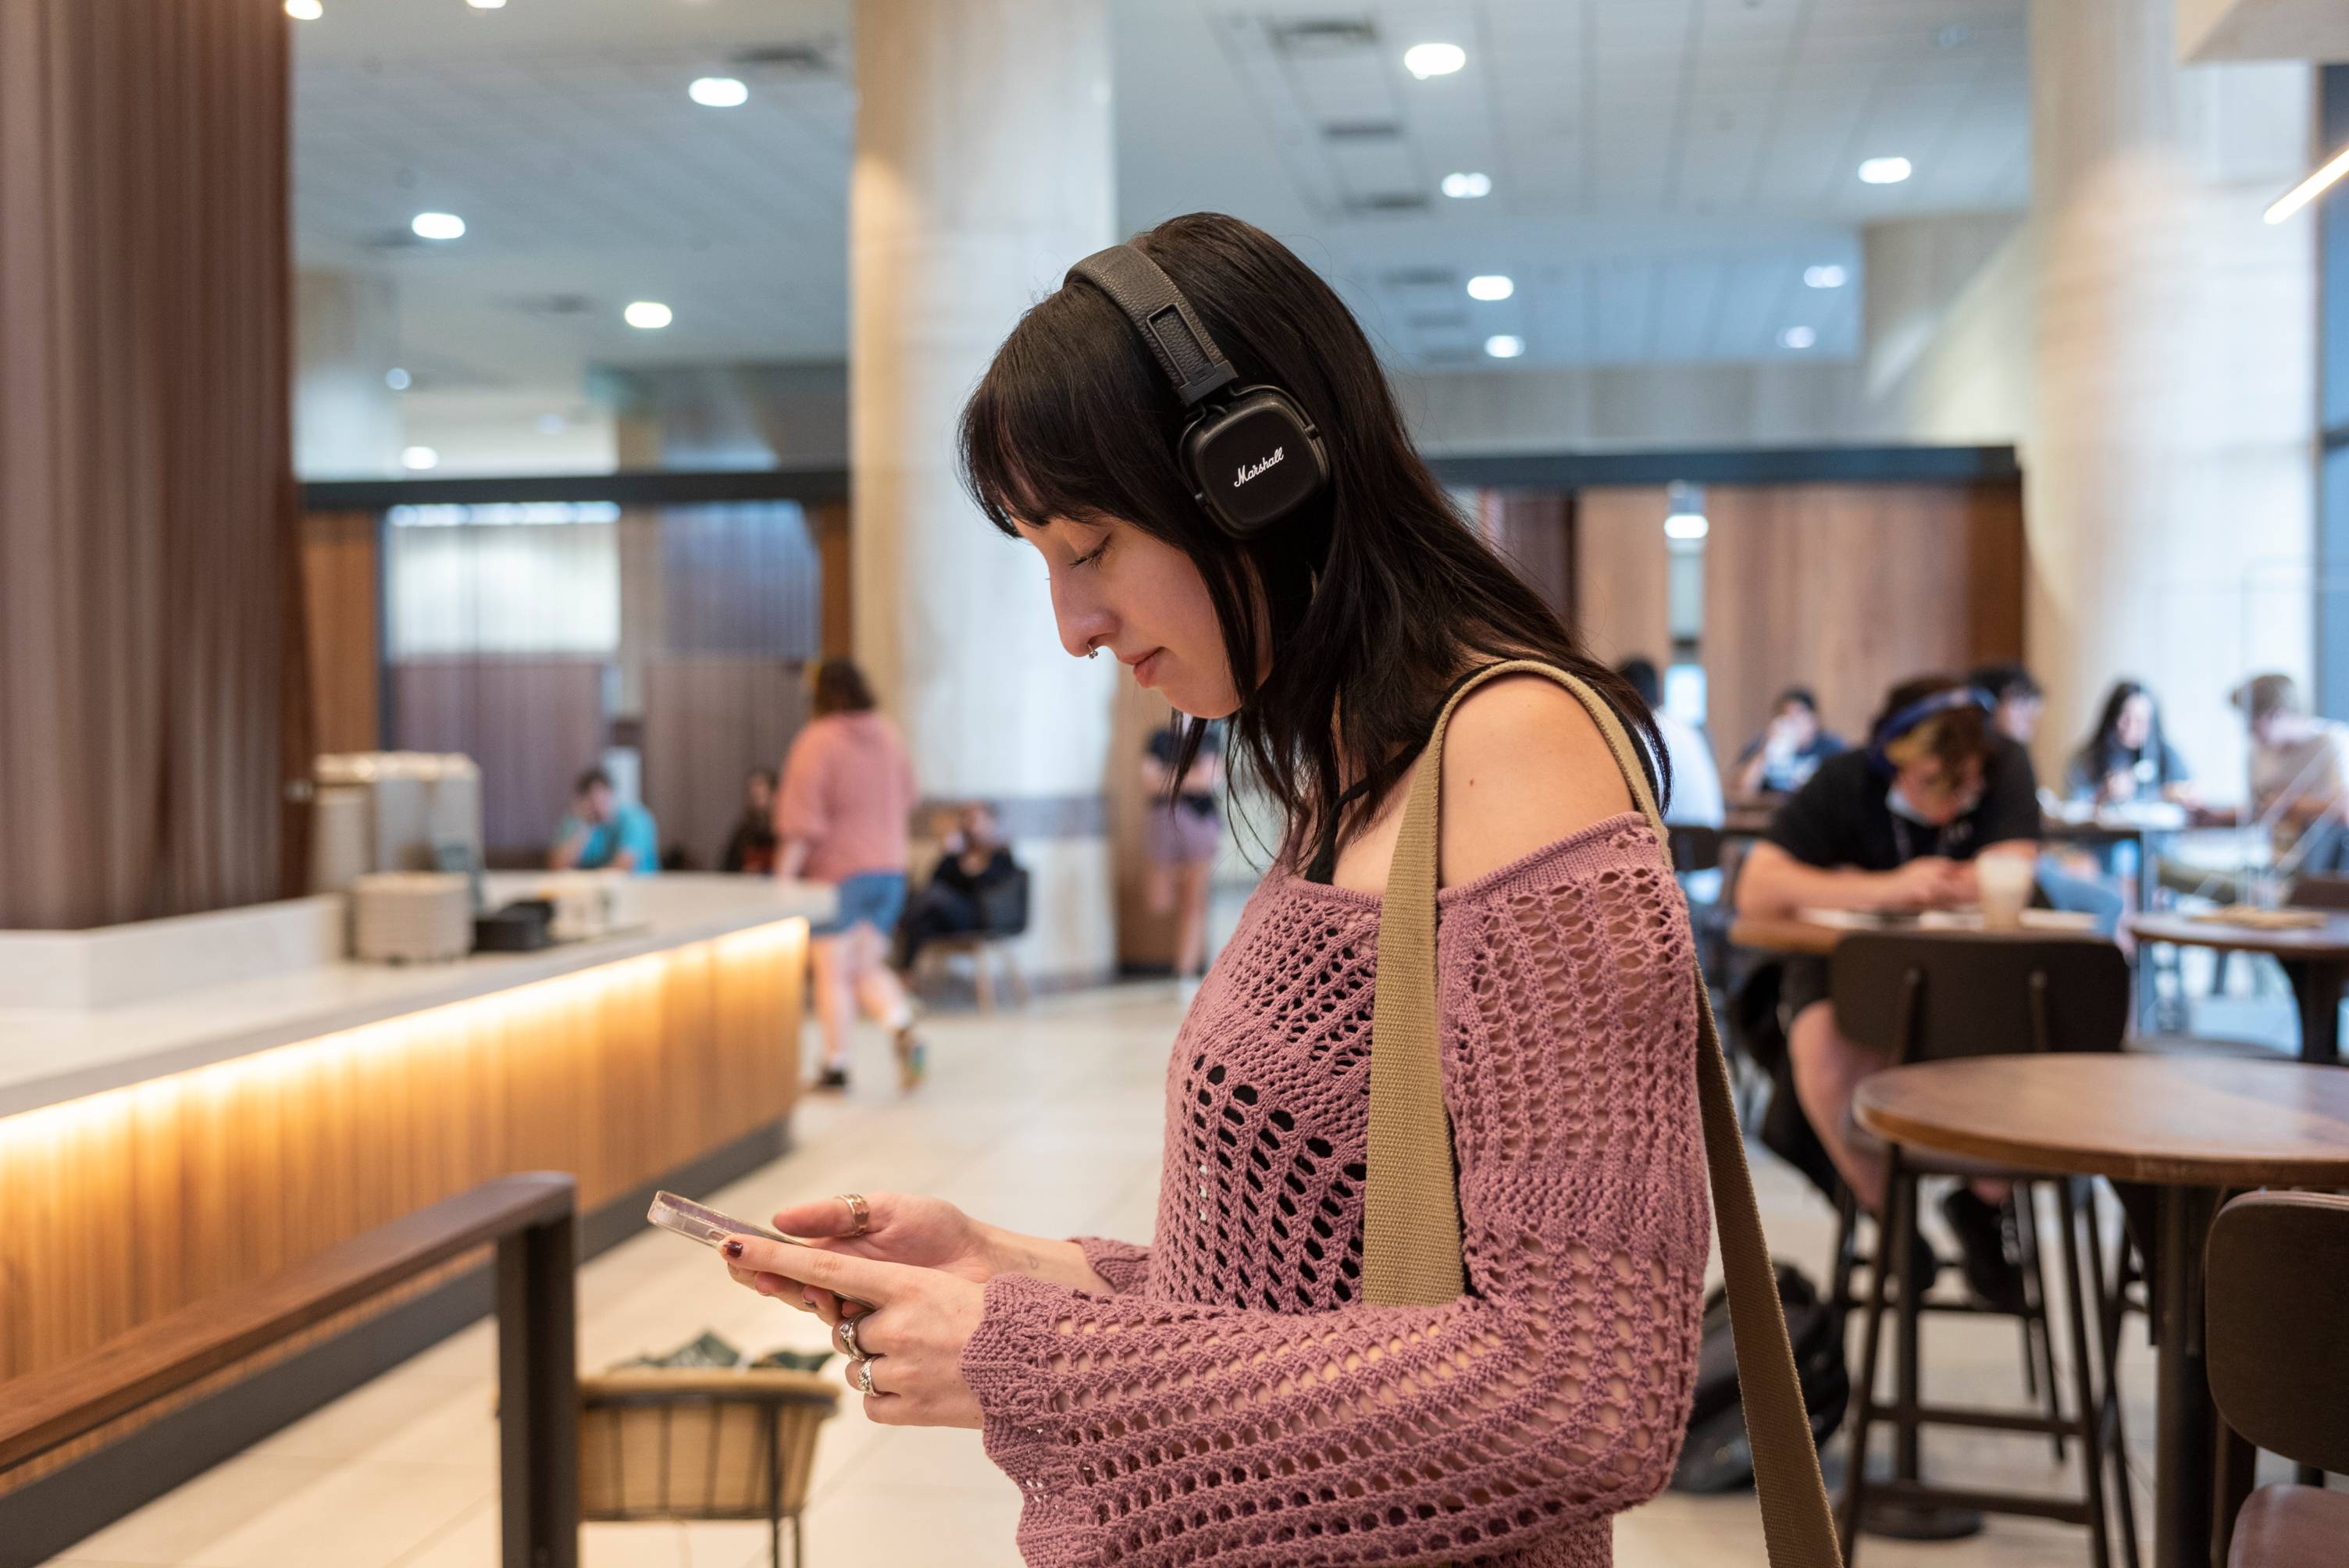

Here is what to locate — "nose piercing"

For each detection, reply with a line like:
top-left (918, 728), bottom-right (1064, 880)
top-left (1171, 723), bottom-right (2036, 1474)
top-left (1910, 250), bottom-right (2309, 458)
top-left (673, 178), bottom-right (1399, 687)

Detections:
top-left (1087, 647), bottom-right (1101, 661)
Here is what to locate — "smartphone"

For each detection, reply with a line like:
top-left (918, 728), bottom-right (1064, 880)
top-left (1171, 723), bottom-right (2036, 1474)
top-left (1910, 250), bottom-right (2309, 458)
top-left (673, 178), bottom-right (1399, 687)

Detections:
top-left (646, 1190), bottom-right (797, 1250)
top-left (647, 1191), bottom-right (875, 1310)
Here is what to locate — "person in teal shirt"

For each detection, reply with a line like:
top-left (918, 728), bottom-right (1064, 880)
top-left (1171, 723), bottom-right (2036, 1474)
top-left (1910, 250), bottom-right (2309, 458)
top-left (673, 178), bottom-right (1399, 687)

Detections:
top-left (551, 767), bottom-right (660, 875)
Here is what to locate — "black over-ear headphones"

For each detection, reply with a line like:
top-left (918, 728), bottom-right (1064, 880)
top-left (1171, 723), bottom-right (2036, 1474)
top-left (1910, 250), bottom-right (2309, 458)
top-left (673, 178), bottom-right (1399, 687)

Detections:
top-left (1867, 686), bottom-right (1994, 777)
top-left (1065, 244), bottom-right (1331, 539)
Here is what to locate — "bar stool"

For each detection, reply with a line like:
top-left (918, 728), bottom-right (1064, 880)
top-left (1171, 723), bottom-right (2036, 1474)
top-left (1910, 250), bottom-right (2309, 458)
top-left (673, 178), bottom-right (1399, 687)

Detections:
top-left (1829, 932), bottom-right (2139, 1567)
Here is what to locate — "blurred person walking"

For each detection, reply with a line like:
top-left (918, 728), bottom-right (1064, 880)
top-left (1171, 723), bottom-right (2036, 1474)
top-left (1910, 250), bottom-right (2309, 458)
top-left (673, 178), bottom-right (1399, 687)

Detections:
top-left (1141, 718), bottom-right (1223, 985)
top-left (776, 659), bottom-right (926, 1090)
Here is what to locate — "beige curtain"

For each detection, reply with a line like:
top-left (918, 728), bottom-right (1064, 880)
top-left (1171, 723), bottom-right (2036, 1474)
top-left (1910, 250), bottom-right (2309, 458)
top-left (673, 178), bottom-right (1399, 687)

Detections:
top-left (0, 0), bottom-right (305, 929)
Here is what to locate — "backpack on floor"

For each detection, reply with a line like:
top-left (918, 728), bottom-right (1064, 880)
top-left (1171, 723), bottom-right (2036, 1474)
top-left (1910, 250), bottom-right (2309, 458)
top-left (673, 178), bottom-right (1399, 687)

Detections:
top-left (1671, 1263), bottom-right (1851, 1495)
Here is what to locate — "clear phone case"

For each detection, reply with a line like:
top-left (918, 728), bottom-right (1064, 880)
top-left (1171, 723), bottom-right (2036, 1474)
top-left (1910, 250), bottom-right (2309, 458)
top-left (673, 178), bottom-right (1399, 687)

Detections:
top-left (647, 1190), bottom-right (794, 1249)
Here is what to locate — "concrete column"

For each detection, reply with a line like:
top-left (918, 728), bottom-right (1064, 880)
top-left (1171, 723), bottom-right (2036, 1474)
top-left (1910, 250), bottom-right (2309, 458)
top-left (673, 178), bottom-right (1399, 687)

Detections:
top-left (294, 269), bottom-right (404, 479)
top-left (2027, 0), bottom-right (2316, 789)
top-left (850, 0), bottom-right (1118, 982)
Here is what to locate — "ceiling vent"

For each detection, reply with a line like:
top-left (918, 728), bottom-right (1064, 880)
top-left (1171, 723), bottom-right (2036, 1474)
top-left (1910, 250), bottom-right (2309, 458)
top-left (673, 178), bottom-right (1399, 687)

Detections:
top-left (1322, 119), bottom-right (1403, 141)
top-left (729, 42), bottom-right (832, 73)
top-left (1269, 18), bottom-right (1378, 55)
top-left (506, 294), bottom-right (597, 317)
top-left (1344, 192), bottom-right (1431, 214)
top-left (1380, 266), bottom-right (1459, 290)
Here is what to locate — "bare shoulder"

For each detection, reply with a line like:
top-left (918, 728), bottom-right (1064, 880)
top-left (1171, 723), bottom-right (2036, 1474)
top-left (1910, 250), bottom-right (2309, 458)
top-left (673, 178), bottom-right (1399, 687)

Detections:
top-left (1434, 673), bottom-right (1641, 886)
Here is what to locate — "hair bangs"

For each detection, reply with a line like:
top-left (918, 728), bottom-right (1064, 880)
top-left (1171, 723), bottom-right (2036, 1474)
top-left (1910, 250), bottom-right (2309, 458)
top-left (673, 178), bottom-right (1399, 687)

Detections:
top-left (959, 290), bottom-right (1193, 539)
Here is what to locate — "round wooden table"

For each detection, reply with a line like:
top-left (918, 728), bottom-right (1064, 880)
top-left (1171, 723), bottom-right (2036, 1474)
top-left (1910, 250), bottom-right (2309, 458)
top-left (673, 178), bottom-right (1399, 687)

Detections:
top-left (2127, 912), bottom-right (2349, 1065)
top-left (1855, 1056), bottom-right (2349, 1568)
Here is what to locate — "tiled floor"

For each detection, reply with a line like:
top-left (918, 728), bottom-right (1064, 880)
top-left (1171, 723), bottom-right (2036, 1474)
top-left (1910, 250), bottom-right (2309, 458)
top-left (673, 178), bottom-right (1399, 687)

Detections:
top-left (45, 978), bottom-right (2287, 1568)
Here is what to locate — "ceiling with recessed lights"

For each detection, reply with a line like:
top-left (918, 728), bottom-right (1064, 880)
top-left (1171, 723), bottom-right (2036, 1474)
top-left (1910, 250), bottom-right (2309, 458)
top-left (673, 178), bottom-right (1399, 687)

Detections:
top-left (289, 0), bottom-right (2028, 387)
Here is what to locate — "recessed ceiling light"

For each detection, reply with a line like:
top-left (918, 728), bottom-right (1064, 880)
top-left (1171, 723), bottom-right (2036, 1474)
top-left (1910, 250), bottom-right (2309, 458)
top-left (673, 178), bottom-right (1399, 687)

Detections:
top-left (689, 77), bottom-right (749, 108)
top-left (1858, 156), bottom-right (1913, 185)
top-left (1484, 334), bottom-right (1525, 359)
top-left (283, 0), bottom-right (322, 17)
top-left (466, 0), bottom-right (506, 8)
top-left (401, 446), bottom-right (439, 471)
top-left (385, 367), bottom-right (412, 390)
top-left (1440, 171), bottom-right (1492, 199)
top-left (1934, 23), bottom-right (1971, 49)
top-left (1403, 42), bottom-right (1467, 79)
top-left (624, 301), bottom-right (674, 330)
top-left (1466, 274), bottom-right (1514, 301)
top-left (538, 413), bottom-right (568, 435)
top-left (1663, 511), bottom-right (1710, 542)
top-left (1803, 264), bottom-right (1848, 289)
top-left (1780, 326), bottom-right (1818, 349)
top-left (411, 212), bottom-right (465, 241)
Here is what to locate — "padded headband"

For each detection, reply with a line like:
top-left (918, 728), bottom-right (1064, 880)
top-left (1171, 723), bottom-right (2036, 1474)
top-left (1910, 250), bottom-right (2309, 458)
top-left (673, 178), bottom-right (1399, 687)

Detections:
top-left (1067, 245), bottom-right (1239, 408)
top-left (1874, 686), bottom-right (1994, 750)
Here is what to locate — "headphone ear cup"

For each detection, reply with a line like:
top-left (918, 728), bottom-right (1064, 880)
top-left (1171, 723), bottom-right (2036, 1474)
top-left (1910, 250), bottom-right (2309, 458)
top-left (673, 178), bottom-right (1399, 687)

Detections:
top-left (1182, 387), bottom-right (1330, 538)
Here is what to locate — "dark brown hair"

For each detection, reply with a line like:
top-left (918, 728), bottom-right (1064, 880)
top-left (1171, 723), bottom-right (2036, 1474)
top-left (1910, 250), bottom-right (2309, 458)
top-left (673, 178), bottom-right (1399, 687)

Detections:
top-left (811, 657), bottom-right (876, 717)
top-left (957, 212), bottom-right (1663, 862)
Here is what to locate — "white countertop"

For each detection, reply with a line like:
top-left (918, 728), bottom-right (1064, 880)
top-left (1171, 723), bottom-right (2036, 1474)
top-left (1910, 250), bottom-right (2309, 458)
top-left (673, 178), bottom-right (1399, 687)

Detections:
top-left (0, 875), bottom-right (832, 1121)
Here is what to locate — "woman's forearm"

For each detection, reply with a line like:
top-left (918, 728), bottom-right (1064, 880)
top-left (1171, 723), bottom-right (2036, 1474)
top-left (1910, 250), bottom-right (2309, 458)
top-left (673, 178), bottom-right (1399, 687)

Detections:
top-left (977, 1225), bottom-right (1114, 1292)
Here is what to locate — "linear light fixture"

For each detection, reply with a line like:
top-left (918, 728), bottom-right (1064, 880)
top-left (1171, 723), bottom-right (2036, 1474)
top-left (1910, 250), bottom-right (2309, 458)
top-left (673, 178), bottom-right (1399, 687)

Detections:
top-left (2265, 141), bottom-right (2349, 225)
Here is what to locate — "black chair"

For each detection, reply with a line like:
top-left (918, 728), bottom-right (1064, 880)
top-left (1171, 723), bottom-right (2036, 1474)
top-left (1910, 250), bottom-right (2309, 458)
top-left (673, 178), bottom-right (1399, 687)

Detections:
top-left (2205, 1192), bottom-right (2349, 1568)
top-left (1829, 932), bottom-right (2137, 1567)
top-left (1667, 825), bottom-right (1723, 873)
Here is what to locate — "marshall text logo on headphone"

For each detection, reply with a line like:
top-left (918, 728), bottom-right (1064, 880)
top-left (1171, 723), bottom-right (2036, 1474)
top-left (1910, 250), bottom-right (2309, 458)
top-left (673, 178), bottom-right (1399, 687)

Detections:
top-left (1234, 448), bottom-right (1285, 488)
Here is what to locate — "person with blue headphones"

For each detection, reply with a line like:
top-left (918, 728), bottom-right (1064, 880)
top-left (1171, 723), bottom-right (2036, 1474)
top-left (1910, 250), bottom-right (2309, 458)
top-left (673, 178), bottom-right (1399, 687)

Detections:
top-left (1736, 674), bottom-right (2043, 1310)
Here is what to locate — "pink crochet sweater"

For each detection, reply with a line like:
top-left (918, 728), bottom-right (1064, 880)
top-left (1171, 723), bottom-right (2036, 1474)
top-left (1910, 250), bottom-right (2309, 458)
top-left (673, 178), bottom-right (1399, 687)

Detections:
top-left (961, 815), bottom-right (1709, 1566)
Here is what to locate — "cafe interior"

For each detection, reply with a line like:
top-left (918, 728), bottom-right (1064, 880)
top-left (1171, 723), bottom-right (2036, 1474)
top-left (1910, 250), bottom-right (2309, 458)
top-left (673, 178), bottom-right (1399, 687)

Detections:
top-left (3, 1), bottom-right (2348, 1566)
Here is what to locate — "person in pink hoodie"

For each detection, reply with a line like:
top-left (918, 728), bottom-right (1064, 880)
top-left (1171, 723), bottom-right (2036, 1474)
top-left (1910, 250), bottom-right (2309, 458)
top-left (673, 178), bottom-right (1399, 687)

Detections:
top-left (775, 658), bottom-right (925, 1091)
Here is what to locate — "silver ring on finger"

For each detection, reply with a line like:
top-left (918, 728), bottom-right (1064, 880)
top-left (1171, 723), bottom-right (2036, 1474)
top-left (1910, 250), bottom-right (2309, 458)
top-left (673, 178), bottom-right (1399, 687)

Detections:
top-left (856, 1356), bottom-right (879, 1397)
top-left (836, 1315), bottom-right (864, 1360)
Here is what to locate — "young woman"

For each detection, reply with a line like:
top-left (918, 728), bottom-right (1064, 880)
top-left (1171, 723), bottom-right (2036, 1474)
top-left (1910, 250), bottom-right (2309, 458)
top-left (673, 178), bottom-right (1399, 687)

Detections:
top-left (2066, 679), bottom-right (2194, 807)
top-left (721, 214), bottom-right (1709, 1565)
top-left (1140, 715), bottom-right (1222, 983)
top-left (775, 657), bottom-right (925, 1092)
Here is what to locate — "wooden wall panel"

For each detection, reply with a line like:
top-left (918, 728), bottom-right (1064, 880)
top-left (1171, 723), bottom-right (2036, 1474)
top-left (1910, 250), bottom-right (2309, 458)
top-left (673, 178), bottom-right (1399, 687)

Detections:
top-left (299, 511), bottom-right (381, 757)
top-left (1570, 487), bottom-right (1674, 667)
top-left (0, 921), bottom-right (805, 1492)
top-left (642, 658), bottom-right (811, 870)
top-left (1701, 481), bottom-right (2025, 779)
top-left (811, 503), bottom-right (853, 662)
top-left (1481, 492), bottom-right (1572, 622)
top-left (390, 657), bottom-right (607, 862)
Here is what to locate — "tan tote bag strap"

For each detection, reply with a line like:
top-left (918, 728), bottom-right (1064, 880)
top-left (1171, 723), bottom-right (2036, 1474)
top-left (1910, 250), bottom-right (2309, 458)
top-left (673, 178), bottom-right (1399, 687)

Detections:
top-left (1363, 658), bottom-right (1843, 1568)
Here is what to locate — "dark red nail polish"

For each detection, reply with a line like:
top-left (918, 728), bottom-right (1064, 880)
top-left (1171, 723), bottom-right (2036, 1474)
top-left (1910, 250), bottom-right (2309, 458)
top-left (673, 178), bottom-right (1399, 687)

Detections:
top-left (722, 1239), bottom-right (743, 1260)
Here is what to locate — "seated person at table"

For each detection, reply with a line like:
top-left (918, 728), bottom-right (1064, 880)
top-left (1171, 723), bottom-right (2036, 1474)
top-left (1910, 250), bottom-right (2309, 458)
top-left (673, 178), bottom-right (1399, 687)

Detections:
top-left (2233, 672), bottom-right (2349, 871)
top-left (551, 767), bottom-right (659, 875)
top-left (1737, 675), bottom-right (2040, 1307)
top-left (1735, 686), bottom-right (1847, 796)
top-left (1616, 656), bottom-right (1724, 828)
top-left (1970, 661), bottom-right (2044, 747)
top-left (893, 803), bottom-right (1024, 971)
top-left (719, 768), bottom-right (781, 875)
top-left (2066, 681), bottom-right (2196, 808)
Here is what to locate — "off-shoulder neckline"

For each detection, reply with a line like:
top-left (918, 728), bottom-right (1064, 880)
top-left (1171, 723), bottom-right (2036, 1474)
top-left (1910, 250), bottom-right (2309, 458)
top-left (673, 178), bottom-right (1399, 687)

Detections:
top-left (1274, 811), bottom-right (1661, 911)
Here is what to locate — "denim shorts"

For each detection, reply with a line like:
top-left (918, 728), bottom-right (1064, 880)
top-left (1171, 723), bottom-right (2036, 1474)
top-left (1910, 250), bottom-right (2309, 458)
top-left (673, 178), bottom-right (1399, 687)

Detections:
top-left (810, 871), bottom-right (908, 939)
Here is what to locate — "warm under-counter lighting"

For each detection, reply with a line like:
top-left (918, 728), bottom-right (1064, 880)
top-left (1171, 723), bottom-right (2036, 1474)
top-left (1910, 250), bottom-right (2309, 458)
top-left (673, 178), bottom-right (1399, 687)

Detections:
top-left (690, 77), bottom-right (750, 108)
top-left (402, 446), bottom-right (440, 471)
top-left (1442, 171), bottom-right (1492, 199)
top-left (1484, 334), bottom-right (1524, 359)
top-left (284, 0), bottom-right (322, 17)
top-left (1858, 156), bottom-right (1912, 185)
top-left (412, 212), bottom-right (466, 241)
top-left (1404, 42), bottom-right (1467, 79)
top-left (2265, 141), bottom-right (2349, 225)
top-left (1467, 274), bottom-right (1514, 301)
top-left (624, 301), bottom-right (674, 330)
top-left (1803, 264), bottom-right (1848, 289)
